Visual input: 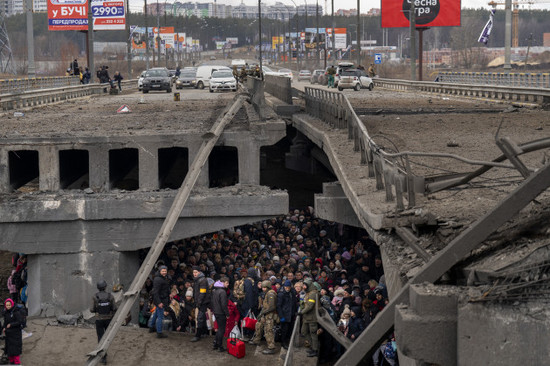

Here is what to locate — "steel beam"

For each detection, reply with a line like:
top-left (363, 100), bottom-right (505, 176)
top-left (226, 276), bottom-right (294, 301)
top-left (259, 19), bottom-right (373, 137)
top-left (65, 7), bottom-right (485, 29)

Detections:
top-left (336, 162), bottom-right (550, 366)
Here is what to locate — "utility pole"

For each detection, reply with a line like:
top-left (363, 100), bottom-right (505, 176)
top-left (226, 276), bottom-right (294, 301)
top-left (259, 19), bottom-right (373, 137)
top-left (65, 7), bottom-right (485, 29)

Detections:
top-left (409, 0), bottom-right (416, 81)
top-left (87, 0), bottom-right (95, 81)
top-left (126, 0), bottom-right (131, 77)
top-left (304, 0), bottom-right (308, 64)
top-left (504, 0), bottom-right (511, 70)
top-left (156, 0), bottom-right (160, 67)
top-left (331, 0), bottom-right (334, 62)
top-left (356, 0), bottom-right (360, 66)
top-left (315, 0), bottom-right (319, 67)
top-left (258, 0), bottom-right (262, 72)
top-left (145, 0), bottom-right (150, 69)
top-left (25, 0), bottom-right (35, 77)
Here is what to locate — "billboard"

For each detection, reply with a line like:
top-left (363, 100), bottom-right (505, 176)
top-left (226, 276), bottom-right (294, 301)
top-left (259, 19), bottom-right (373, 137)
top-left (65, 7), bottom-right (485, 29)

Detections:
top-left (326, 28), bottom-right (347, 49)
top-left (47, 0), bottom-right (87, 31)
top-left (48, 0), bottom-right (126, 31)
top-left (91, 0), bottom-right (125, 30)
top-left (381, 0), bottom-right (461, 28)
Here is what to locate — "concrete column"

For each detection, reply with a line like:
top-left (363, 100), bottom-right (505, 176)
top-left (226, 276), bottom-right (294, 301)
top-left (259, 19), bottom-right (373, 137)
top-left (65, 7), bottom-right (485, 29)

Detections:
top-left (89, 146), bottom-right (109, 192)
top-left (237, 140), bottom-right (260, 185)
top-left (27, 250), bottom-right (140, 317)
top-left (138, 144), bottom-right (159, 190)
top-left (188, 142), bottom-right (209, 187)
top-left (0, 149), bottom-right (9, 193)
top-left (38, 145), bottom-right (60, 191)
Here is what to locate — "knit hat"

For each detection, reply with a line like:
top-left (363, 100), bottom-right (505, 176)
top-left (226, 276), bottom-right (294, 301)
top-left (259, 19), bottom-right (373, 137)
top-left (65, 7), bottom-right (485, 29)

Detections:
top-left (185, 288), bottom-right (193, 297)
top-left (284, 280), bottom-right (292, 287)
top-left (341, 304), bottom-right (351, 317)
top-left (192, 265), bottom-right (200, 271)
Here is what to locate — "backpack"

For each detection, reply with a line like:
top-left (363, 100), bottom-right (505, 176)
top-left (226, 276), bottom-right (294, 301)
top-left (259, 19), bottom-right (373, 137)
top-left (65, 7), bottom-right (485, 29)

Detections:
top-left (96, 292), bottom-right (113, 315)
top-left (383, 340), bottom-right (397, 360)
top-left (15, 304), bottom-right (27, 329)
top-left (233, 279), bottom-right (245, 301)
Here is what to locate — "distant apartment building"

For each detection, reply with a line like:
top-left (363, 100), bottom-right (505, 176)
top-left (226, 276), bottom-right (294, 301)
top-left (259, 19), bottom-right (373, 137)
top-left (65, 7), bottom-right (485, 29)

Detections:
top-left (146, 0), bottom-right (321, 19)
top-left (6, 0), bottom-right (47, 15)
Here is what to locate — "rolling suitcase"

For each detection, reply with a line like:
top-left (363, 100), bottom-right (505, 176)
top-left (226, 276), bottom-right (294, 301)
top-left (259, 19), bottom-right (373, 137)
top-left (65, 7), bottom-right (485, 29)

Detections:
top-left (227, 333), bottom-right (246, 358)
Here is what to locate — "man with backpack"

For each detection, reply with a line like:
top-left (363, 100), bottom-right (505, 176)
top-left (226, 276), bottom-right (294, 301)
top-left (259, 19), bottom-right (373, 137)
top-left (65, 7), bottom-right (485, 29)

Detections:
top-left (191, 266), bottom-right (211, 342)
top-left (91, 280), bottom-right (117, 364)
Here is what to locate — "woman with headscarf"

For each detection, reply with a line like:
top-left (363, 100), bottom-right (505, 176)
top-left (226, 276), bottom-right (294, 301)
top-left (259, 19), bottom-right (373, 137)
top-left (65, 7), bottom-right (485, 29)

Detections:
top-left (3, 299), bottom-right (23, 365)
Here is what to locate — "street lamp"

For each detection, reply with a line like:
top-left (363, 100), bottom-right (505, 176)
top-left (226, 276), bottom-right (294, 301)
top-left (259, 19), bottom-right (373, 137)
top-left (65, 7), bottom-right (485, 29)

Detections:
top-left (288, 0), bottom-right (300, 69)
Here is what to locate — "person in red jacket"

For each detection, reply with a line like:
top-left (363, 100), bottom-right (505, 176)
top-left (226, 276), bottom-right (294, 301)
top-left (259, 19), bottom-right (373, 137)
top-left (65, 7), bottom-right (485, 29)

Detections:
top-left (224, 277), bottom-right (241, 340)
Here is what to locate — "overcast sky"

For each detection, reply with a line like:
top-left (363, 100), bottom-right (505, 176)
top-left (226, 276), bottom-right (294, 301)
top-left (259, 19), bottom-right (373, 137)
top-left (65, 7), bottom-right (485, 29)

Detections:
top-left (129, 0), bottom-right (550, 14)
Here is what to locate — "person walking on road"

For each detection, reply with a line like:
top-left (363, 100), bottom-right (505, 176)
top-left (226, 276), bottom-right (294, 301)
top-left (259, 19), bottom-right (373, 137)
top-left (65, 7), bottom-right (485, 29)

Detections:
top-left (91, 280), bottom-right (117, 364)
top-left (113, 71), bottom-right (123, 91)
top-left (150, 265), bottom-right (170, 338)
top-left (212, 276), bottom-right (230, 352)
top-left (327, 65), bottom-right (336, 88)
top-left (191, 266), bottom-right (211, 342)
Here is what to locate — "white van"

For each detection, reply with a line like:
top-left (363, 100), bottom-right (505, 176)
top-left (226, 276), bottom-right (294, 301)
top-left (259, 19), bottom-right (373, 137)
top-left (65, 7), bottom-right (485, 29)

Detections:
top-left (231, 59), bottom-right (246, 68)
top-left (195, 65), bottom-right (231, 89)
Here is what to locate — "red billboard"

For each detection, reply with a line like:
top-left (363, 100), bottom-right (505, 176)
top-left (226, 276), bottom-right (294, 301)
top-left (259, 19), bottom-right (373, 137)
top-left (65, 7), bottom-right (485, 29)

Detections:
top-left (381, 0), bottom-right (461, 28)
top-left (47, 0), bottom-right (88, 31)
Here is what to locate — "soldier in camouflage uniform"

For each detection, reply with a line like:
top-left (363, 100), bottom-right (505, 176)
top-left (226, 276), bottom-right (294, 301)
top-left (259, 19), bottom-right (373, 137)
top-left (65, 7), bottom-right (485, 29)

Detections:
top-left (249, 280), bottom-right (278, 354)
top-left (299, 278), bottom-right (319, 357)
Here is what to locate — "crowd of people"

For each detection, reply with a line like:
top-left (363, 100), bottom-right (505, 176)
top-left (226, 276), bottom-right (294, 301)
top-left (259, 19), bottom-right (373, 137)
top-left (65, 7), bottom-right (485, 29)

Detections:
top-left (138, 207), bottom-right (398, 365)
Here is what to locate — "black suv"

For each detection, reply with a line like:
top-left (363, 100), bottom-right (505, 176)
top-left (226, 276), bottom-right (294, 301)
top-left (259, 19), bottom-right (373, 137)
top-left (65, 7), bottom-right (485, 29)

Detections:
top-left (142, 68), bottom-right (172, 93)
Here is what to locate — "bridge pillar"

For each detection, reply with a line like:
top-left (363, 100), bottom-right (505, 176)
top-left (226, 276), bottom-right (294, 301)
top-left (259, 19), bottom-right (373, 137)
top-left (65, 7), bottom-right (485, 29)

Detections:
top-left (27, 250), bottom-right (140, 317)
top-left (38, 146), bottom-right (60, 191)
top-left (88, 146), bottom-right (109, 192)
top-left (0, 149), bottom-right (8, 193)
top-left (238, 141), bottom-right (260, 184)
top-left (138, 144), bottom-right (159, 190)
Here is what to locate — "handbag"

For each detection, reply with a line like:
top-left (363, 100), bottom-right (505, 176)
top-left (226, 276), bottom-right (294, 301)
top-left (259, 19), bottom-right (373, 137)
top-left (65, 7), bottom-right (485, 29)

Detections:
top-left (230, 324), bottom-right (242, 339)
top-left (241, 310), bottom-right (257, 330)
top-left (227, 331), bottom-right (246, 358)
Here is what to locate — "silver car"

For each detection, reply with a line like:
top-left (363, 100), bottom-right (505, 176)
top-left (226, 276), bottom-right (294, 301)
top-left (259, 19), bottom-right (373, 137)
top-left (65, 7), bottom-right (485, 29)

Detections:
top-left (209, 70), bottom-right (237, 92)
top-left (337, 69), bottom-right (374, 91)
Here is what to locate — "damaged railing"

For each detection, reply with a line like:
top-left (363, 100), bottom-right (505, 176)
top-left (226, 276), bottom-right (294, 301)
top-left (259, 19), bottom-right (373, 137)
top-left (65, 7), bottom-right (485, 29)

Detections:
top-left (303, 86), bottom-right (550, 212)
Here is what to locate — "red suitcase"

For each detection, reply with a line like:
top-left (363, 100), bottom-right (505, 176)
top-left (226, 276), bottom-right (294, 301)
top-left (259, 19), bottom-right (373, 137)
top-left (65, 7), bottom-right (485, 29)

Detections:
top-left (227, 335), bottom-right (246, 358)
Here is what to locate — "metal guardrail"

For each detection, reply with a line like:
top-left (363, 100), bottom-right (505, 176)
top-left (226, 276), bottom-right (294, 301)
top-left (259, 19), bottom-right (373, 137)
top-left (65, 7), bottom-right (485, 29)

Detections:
top-left (304, 86), bottom-right (423, 211)
top-left (0, 80), bottom-right (137, 111)
top-left (375, 78), bottom-right (550, 108)
top-left (283, 313), bottom-right (302, 366)
top-left (436, 71), bottom-right (550, 88)
top-left (0, 76), bottom-right (80, 94)
top-left (264, 74), bottom-right (293, 105)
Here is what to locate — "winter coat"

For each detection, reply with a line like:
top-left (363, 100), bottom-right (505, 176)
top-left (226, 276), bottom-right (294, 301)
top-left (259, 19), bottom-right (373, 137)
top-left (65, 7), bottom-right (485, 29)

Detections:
top-left (3, 308), bottom-right (22, 356)
top-left (211, 282), bottom-right (229, 317)
top-left (347, 315), bottom-right (364, 340)
top-left (224, 299), bottom-right (240, 338)
top-left (241, 271), bottom-right (258, 316)
top-left (193, 272), bottom-right (211, 309)
top-left (277, 288), bottom-right (296, 322)
top-left (152, 271), bottom-right (170, 307)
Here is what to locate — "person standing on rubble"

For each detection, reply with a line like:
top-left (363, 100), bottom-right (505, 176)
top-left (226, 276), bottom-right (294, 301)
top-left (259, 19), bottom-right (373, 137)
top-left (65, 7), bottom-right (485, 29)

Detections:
top-left (91, 280), bottom-right (117, 364)
top-left (150, 265), bottom-right (170, 339)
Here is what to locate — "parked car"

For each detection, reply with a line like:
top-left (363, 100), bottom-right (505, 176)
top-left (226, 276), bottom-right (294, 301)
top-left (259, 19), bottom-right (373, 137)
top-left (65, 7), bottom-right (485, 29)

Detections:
top-left (262, 66), bottom-right (288, 78)
top-left (137, 70), bottom-right (146, 91)
top-left (310, 69), bottom-right (325, 84)
top-left (194, 65), bottom-right (231, 89)
top-left (334, 62), bottom-right (355, 87)
top-left (337, 69), bottom-right (374, 91)
top-left (141, 68), bottom-right (172, 93)
top-left (279, 68), bottom-right (293, 81)
top-left (175, 69), bottom-right (197, 89)
top-left (209, 70), bottom-right (237, 92)
top-left (297, 70), bottom-right (312, 81)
